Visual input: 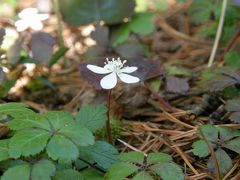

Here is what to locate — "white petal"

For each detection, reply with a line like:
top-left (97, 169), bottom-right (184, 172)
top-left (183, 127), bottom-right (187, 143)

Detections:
top-left (15, 20), bottom-right (29, 32)
top-left (118, 73), bottom-right (140, 84)
top-left (36, 14), bottom-right (49, 21)
top-left (30, 21), bottom-right (43, 30)
top-left (100, 72), bottom-right (117, 89)
top-left (121, 66), bottom-right (138, 73)
top-left (19, 8), bottom-right (38, 18)
top-left (87, 65), bottom-right (111, 74)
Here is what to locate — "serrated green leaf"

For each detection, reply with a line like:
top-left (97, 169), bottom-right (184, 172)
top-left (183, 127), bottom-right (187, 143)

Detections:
top-left (79, 141), bottom-right (118, 169)
top-left (1, 163), bottom-right (30, 180)
top-left (54, 169), bottom-right (84, 180)
top-left (9, 129), bottom-right (51, 158)
top-left (151, 162), bottom-right (184, 180)
top-left (201, 125), bottom-right (218, 142)
top-left (147, 152), bottom-right (172, 164)
top-left (81, 169), bottom-right (104, 180)
top-left (0, 140), bottom-right (9, 161)
top-left (76, 104), bottom-right (107, 132)
top-left (58, 122), bottom-right (94, 147)
top-left (59, 0), bottom-right (135, 25)
top-left (46, 135), bottom-right (79, 163)
top-left (132, 171), bottom-right (154, 180)
top-left (0, 103), bottom-right (49, 130)
top-left (43, 111), bottom-right (73, 130)
top-left (105, 162), bottom-right (138, 180)
top-left (31, 159), bottom-right (56, 180)
top-left (223, 137), bottom-right (240, 154)
top-left (207, 148), bottom-right (232, 176)
top-left (129, 12), bottom-right (154, 35)
top-left (119, 151), bottom-right (144, 164)
top-left (218, 126), bottom-right (239, 141)
top-left (192, 140), bottom-right (211, 157)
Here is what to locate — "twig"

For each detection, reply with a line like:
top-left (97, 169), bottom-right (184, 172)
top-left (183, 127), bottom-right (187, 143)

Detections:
top-left (144, 82), bottom-right (175, 112)
top-left (199, 128), bottom-right (220, 180)
top-left (207, 0), bottom-right (228, 67)
top-left (220, 27), bottom-right (240, 62)
top-left (117, 138), bottom-right (147, 156)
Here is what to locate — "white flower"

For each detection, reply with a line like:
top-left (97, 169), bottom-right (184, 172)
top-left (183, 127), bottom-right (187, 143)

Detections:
top-left (87, 57), bottom-right (140, 89)
top-left (15, 8), bottom-right (49, 32)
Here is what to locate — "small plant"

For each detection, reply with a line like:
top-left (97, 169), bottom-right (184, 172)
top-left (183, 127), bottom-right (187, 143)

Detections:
top-left (192, 125), bottom-right (240, 176)
top-left (0, 103), bottom-right (119, 179)
top-left (105, 151), bottom-right (184, 180)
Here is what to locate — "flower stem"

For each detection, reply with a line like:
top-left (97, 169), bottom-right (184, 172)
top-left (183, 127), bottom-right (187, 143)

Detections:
top-left (106, 89), bottom-right (113, 144)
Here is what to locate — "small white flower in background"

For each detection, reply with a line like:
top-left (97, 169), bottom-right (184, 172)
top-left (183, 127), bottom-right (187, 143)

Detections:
top-left (87, 57), bottom-right (140, 89)
top-left (15, 8), bottom-right (49, 32)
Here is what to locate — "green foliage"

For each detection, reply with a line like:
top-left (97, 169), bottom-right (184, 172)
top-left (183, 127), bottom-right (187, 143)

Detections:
top-left (105, 151), bottom-right (184, 180)
top-left (59, 0), bottom-right (135, 25)
top-left (78, 141), bottom-right (119, 169)
top-left (1, 160), bottom-right (55, 180)
top-left (76, 104), bottom-right (107, 132)
top-left (113, 12), bottom-right (154, 47)
top-left (192, 125), bottom-right (240, 176)
top-left (225, 99), bottom-right (240, 123)
top-left (0, 103), bottom-right (122, 179)
top-left (189, 0), bottom-right (240, 42)
top-left (225, 51), bottom-right (240, 68)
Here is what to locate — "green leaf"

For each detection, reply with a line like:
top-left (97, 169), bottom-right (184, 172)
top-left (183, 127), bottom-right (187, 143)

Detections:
top-left (50, 47), bottom-right (69, 66)
top-left (153, 0), bottom-right (169, 12)
top-left (132, 171), bottom-right (154, 180)
top-left (0, 140), bottom-right (9, 161)
top-left (9, 129), bottom-right (51, 158)
top-left (0, 103), bottom-right (49, 130)
top-left (58, 122), bottom-right (95, 147)
top-left (119, 151), bottom-right (144, 164)
top-left (225, 51), bottom-right (240, 68)
top-left (1, 163), bottom-right (30, 180)
top-left (223, 137), bottom-right (240, 154)
top-left (81, 169), bottom-right (104, 180)
top-left (31, 160), bottom-right (56, 180)
top-left (105, 162), bottom-right (138, 180)
top-left (54, 169), bottom-right (84, 180)
top-left (218, 126), bottom-right (240, 141)
top-left (112, 23), bottom-right (130, 47)
top-left (59, 0), bottom-right (135, 25)
top-left (76, 104), bottom-right (107, 132)
top-left (147, 152), bottom-right (172, 164)
top-left (207, 148), bottom-right (232, 176)
top-left (79, 141), bottom-right (118, 169)
top-left (192, 140), bottom-right (210, 157)
top-left (46, 135), bottom-right (79, 163)
top-left (43, 111), bottom-right (73, 130)
top-left (201, 125), bottom-right (218, 142)
top-left (151, 162), bottom-right (184, 180)
top-left (129, 12), bottom-right (154, 35)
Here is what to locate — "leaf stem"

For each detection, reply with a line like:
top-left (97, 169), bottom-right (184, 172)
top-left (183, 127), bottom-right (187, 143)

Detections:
top-left (106, 89), bottom-right (113, 144)
top-left (144, 82), bottom-right (175, 113)
top-left (207, 0), bottom-right (228, 67)
top-left (199, 127), bottom-right (220, 180)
